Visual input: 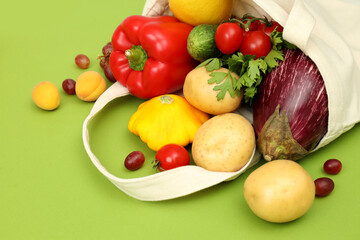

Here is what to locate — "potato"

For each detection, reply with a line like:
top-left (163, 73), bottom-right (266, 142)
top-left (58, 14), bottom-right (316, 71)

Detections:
top-left (192, 113), bottom-right (255, 172)
top-left (183, 66), bottom-right (242, 115)
top-left (243, 160), bottom-right (315, 223)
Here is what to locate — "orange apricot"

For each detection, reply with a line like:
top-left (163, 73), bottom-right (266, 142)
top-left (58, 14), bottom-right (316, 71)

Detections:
top-left (75, 71), bottom-right (106, 102)
top-left (32, 81), bottom-right (60, 110)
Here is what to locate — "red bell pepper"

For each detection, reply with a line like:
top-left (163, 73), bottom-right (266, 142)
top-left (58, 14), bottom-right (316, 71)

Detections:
top-left (109, 15), bottom-right (197, 99)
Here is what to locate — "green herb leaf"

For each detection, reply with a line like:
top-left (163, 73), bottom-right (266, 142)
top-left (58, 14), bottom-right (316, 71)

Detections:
top-left (248, 60), bottom-right (261, 80)
top-left (208, 72), bottom-right (228, 84)
top-left (257, 58), bottom-right (268, 74)
top-left (264, 49), bottom-right (284, 70)
top-left (240, 72), bottom-right (253, 88)
top-left (244, 86), bottom-right (257, 103)
top-left (209, 71), bottom-right (237, 100)
top-left (196, 58), bottom-right (213, 68)
top-left (227, 53), bottom-right (244, 74)
top-left (284, 40), bottom-right (297, 50)
top-left (196, 58), bottom-right (223, 72)
top-left (270, 30), bottom-right (283, 50)
top-left (206, 58), bottom-right (222, 71)
top-left (201, 28), bottom-right (292, 104)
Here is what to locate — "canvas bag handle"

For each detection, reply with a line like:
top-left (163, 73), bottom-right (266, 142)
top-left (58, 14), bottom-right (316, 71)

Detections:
top-left (82, 82), bottom-right (260, 201)
top-left (81, 0), bottom-right (321, 201)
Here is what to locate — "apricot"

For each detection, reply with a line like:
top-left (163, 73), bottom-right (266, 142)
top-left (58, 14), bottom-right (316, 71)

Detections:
top-left (75, 71), bottom-right (107, 102)
top-left (32, 81), bottom-right (60, 110)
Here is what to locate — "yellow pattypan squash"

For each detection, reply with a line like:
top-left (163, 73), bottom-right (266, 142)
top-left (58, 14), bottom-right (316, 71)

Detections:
top-left (128, 94), bottom-right (210, 151)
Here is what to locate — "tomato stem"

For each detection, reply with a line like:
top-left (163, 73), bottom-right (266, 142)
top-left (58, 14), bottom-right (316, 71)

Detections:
top-left (229, 15), bottom-right (269, 31)
top-left (152, 159), bottom-right (164, 172)
top-left (230, 18), bottom-right (248, 31)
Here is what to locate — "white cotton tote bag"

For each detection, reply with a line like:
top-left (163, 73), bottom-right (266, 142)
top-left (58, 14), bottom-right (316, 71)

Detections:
top-left (82, 0), bottom-right (360, 201)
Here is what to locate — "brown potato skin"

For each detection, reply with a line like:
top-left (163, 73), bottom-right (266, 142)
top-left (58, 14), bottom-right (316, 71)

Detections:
top-left (243, 160), bottom-right (315, 223)
top-left (183, 67), bottom-right (242, 115)
top-left (192, 113), bottom-right (255, 172)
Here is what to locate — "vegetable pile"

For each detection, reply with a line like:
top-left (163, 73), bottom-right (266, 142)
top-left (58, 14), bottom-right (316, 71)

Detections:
top-left (32, 0), bottom-right (345, 223)
top-left (114, 13), bottom-right (330, 174)
top-left (104, 10), bottom-right (337, 222)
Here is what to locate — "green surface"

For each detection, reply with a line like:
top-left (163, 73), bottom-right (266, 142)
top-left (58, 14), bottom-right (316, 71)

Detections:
top-left (187, 24), bottom-right (220, 61)
top-left (1, 1), bottom-right (360, 239)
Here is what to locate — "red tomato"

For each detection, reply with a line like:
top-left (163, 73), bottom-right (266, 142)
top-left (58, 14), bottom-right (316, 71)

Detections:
top-left (154, 144), bottom-right (190, 171)
top-left (215, 23), bottom-right (244, 54)
top-left (258, 21), bottom-right (284, 36)
top-left (241, 17), bottom-right (260, 31)
top-left (239, 31), bottom-right (271, 59)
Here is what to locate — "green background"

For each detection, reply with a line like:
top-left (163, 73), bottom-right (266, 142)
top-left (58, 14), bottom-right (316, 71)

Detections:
top-left (1, 0), bottom-right (360, 239)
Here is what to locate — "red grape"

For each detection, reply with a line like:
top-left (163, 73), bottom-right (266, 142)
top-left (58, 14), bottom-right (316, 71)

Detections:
top-left (102, 42), bottom-right (113, 56)
top-left (324, 159), bottom-right (342, 174)
top-left (124, 151), bottom-right (145, 171)
top-left (75, 54), bottom-right (90, 69)
top-left (104, 65), bottom-right (116, 82)
top-left (98, 42), bottom-right (115, 82)
top-left (314, 177), bottom-right (334, 197)
top-left (62, 79), bottom-right (76, 95)
top-left (100, 57), bottom-right (107, 69)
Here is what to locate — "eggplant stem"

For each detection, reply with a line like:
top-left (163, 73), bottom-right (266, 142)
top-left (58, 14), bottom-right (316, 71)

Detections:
top-left (257, 105), bottom-right (308, 161)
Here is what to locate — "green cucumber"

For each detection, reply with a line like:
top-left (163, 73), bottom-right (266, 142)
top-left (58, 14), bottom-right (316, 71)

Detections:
top-left (187, 24), bottom-right (220, 62)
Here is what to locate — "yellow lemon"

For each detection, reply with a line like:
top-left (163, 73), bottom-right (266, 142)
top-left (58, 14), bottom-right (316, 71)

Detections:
top-left (169, 0), bottom-right (233, 26)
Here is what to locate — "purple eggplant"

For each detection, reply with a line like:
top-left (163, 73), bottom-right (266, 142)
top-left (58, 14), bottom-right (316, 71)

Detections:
top-left (253, 48), bottom-right (328, 161)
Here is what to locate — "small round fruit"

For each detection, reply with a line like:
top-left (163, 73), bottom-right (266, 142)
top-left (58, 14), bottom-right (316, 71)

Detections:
top-left (124, 151), bottom-right (145, 171)
top-left (75, 71), bottom-right (107, 102)
top-left (315, 177), bottom-right (335, 197)
top-left (62, 79), bottom-right (76, 95)
top-left (243, 160), bottom-right (315, 223)
top-left (154, 144), bottom-right (190, 171)
top-left (215, 22), bottom-right (244, 54)
top-left (324, 159), bottom-right (342, 174)
top-left (99, 58), bottom-right (107, 69)
top-left (32, 81), bottom-right (60, 111)
top-left (75, 54), bottom-right (90, 69)
top-left (239, 31), bottom-right (271, 59)
top-left (102, 42), bottom-right (113, 56)
top-left (187, 24), bottom-right (220, 62)
top-left (104, 65), bottom-right (116, 82)
top-left (168, 0), bottom-right (232, 26)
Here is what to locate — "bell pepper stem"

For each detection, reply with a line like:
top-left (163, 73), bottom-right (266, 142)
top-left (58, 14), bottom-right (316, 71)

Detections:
top-left (125, 45), bottom-right (148, 71)
top-left (125, 49), bottom-right (140, 62)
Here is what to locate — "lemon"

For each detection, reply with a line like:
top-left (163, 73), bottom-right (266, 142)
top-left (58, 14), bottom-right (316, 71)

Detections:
top-left (168, 0), bottom-right (233, 26)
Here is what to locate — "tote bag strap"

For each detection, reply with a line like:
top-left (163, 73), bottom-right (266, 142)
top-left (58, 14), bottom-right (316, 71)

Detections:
top-left (82, 82), bottom-right (260, 201)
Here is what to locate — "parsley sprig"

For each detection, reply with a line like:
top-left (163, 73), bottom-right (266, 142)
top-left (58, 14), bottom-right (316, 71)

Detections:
top-left (197, 29), bottom-right (296, 104)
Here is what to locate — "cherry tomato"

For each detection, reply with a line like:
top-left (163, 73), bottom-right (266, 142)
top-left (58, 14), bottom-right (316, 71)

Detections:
top-left (153, 144), bottom-right (190, 171)
top-left (241, 17), bottom-right (260, 31)
top-left (239, 31), bottom-right (271, 59)
top-left (215, 23), bottom-right (244, 54)
top-left (258, 20), bottom-right (284, 36)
